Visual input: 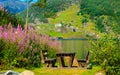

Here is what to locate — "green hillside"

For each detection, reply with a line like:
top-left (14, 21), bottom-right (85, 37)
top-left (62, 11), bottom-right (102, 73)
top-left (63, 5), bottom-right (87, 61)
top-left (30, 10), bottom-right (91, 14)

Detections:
top-left (37, 5), bottom-right (96, 38)
top-left (16, 0), bottom-right (120, 38)
top-left (50, 5), bottom-right (82, 27)
top-left (16, 0), bottom-right (74, 23)
top-left (80, 0), bottom-right (120, 34)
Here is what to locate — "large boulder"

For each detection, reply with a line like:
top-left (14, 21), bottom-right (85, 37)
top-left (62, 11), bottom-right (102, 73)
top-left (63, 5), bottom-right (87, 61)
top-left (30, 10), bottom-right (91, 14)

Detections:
top-left (20, 70), bottom-right (34, 75)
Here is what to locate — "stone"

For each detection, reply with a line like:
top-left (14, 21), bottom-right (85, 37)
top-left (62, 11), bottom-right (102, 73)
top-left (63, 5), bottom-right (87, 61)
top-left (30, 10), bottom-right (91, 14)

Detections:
top-left (20, 70), bottom-right (34, 75)
top-left (95, 72), bottom-right (103, 75)
top-left (5, 70), bottom-right (20, 75)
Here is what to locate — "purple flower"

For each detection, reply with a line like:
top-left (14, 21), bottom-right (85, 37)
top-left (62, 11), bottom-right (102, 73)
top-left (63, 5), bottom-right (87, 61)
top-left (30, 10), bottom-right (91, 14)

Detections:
top-left (0, 24), bottom-right (61, 56)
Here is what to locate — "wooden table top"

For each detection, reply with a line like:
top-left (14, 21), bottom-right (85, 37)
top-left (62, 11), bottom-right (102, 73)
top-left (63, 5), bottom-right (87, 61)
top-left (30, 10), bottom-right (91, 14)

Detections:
top-left (56, 52), bottom-right (75, 56)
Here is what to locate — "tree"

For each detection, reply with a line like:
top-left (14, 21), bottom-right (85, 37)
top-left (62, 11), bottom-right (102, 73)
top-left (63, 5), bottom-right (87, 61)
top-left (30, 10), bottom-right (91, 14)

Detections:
top-left (24, 0), bottom-right (34, 26)
top-left (32, 0), bottom-right (47, 8)
top-left (25, 0), bottom-right (47, 27)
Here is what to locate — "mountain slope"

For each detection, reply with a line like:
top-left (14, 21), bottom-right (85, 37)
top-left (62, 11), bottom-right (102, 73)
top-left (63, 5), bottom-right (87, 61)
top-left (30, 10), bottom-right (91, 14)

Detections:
top-left (17, 0), bottom-right (76, 23)
top-left (0, 6), bottom-right (24, 27)
top-left (0, 0), bottom-right (26, 14)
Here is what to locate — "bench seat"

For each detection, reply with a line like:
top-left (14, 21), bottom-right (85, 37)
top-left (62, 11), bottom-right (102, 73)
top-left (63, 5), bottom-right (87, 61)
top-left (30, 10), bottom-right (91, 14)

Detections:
top-left (77, 51), bottom-right (90, 68)
top-left (45, 58), bottom-right (56, 67)
top-left (42, 50), bottom-right (56, 67)
top-left (78, 59), bottom-right (86, 62)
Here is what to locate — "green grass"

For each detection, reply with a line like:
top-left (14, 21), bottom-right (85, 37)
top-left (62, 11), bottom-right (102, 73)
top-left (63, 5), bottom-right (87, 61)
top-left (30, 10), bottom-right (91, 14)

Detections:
top-left (36, 5), bottom-right (97, 38)
top-left (50, 4), bottom-right (82, 27)
top-left (0, 66), bottom-right (104, 75)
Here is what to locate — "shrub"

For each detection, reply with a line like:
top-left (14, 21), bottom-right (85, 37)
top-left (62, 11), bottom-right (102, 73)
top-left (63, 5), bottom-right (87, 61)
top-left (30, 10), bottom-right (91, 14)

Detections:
top-left (91, 34), bottom-right (120, 74)
top-left (0, 24), bottom-right (61, 69)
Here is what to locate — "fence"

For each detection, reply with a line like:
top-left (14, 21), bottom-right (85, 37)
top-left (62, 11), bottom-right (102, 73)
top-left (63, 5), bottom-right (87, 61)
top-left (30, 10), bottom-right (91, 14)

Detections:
top-left (58, 38), bottom-right (96, 59)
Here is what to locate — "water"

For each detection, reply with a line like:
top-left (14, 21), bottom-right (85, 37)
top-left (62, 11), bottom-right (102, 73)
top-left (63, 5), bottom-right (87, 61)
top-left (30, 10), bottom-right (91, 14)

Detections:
top-left (58, 38), bottom-right (95, 59)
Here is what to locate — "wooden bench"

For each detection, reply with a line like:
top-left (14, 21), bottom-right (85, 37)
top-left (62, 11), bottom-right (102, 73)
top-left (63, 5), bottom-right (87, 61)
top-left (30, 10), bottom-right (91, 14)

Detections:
top-left (42, 50), bottom-right (56, 67)
top-left (77, 51), bottom-right (90, 68)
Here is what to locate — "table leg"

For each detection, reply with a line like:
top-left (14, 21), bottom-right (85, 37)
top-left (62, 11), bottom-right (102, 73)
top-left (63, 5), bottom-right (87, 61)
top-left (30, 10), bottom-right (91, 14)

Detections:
top-left (68, 56), bottom-right (74, 67)
top-left (57, 56), bottom-right (65, 67)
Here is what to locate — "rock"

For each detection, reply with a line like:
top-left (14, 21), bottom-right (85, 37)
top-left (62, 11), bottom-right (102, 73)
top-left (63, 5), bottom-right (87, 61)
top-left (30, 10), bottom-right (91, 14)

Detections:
top-left (5, 70), bottom-right (20, 75)
top-left (20, 70), bottom-right (34, 75)
top-left (95, 72), bottom-right (103, 75)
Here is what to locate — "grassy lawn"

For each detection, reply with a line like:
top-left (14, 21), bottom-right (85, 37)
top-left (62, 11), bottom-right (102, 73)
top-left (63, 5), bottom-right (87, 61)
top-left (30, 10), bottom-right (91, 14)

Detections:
top-left (0, 66), bottom-right (104, 75)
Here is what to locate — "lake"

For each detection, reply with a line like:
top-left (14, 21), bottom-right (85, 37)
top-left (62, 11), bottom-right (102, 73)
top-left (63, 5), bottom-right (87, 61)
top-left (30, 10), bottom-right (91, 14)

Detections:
top-left (58, 38), bottom-right (96, 59)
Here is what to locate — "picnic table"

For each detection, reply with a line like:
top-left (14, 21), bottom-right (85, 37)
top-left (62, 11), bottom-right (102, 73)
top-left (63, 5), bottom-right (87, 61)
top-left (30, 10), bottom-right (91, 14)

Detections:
top-left (56, 52), bottom-right (75, 67)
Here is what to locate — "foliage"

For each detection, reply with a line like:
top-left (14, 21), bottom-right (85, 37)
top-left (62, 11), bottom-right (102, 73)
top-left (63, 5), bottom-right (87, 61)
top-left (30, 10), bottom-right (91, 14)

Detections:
top-left (0, 6), bottom-right (24, 27)
top-left (0, 24), bottom-right (61, 69)
top-left (95, 17), bottom-right (105, 32)
top-left (80, 0), bottom-right (120, 33)
top-left (80, 0), bottom-right (120, 17)
top-left (91, 34), bottom-right (120, 74)
top-left (32, 0), bottom-right (47, 8)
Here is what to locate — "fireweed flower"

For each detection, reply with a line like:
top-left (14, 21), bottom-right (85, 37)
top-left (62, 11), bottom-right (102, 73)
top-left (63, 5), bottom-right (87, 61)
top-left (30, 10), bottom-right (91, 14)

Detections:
top-left (0, 24), bottom-right (62, 68)
top-left (0, 24), bottom-right (61, 53)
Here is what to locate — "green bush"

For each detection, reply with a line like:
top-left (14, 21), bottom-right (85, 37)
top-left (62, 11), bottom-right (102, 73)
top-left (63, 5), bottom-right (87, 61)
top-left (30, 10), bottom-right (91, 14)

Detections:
top-left (15, 56), bottom-right (29, 68)
top-left (91, 34), bottom-right (120, 74)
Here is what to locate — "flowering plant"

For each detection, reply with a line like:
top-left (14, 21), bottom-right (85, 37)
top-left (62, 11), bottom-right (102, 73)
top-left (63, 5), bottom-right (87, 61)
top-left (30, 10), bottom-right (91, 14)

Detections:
top-left (0, 24), bottom-right (61, 69)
